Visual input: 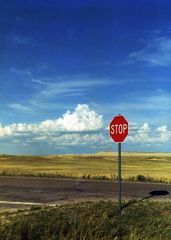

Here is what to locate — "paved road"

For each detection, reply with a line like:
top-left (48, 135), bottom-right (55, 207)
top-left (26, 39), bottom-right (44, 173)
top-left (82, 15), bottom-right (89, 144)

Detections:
top-left (0, 176), bottom-right (170, 208)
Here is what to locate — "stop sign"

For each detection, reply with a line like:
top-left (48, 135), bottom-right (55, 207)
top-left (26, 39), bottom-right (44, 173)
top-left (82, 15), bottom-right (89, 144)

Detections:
top-left (110, 115), bottom-right (128, 142)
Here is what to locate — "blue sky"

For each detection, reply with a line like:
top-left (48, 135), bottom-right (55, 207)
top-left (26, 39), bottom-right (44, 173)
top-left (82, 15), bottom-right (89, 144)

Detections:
top-left (0, 0), bottom-right (171, 154)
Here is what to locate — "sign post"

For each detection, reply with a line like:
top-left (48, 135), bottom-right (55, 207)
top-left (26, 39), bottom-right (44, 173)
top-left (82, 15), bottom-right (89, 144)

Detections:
top-left (109, 115), bottom-right (128, 211)
top-left (118, 142), bottom-right (121, 211)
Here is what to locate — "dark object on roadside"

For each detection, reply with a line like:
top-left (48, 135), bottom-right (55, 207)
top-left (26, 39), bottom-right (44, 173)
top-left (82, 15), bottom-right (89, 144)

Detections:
top-left (122, 190), bottom-right (169, 210)
top-left (149, 190), bottom-right (169, 196)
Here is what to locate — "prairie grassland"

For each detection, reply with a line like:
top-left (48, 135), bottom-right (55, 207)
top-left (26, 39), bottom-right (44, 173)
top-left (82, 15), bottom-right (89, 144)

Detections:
top-left (0, 152), bottom-right (171, 182)
top-left (0, 201), bottom-right (171, 240)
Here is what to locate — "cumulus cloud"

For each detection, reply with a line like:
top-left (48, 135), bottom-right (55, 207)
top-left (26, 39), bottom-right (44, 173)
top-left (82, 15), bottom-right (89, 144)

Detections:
top-left (127, 122), bottom-right (171, 145)
top-left (40, 104), bottom-right (103, 132)
top-left (0, 105), bottom-right (170, 151)
top-left (0, 104), bottom-right (103, 139)
top-left (156, 125), bottom-right (171, 142)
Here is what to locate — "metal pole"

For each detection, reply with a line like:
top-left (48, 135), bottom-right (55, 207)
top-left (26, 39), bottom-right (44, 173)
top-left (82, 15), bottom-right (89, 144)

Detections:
top-left (118, 142), bottom-right (122, 211)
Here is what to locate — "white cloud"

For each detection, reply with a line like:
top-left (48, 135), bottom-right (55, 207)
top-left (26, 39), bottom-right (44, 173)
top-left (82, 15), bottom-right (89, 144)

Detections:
top-left (0, 104), bottom-right (103, 139)
top-left (139, 122), bottom-right (150, 132)
top-left (39, 104), bottom-right (103, 132)
top-left (0, 105), bottom-right (170, 151)
top-left (0, 104), bottom-right (108, 151)
top-left (127, 122), bottom-right (171, 145)
top-left (127, 122), bottom-right (152, 144)
top-left (129, 37), bottom-right (171, 66)
top-left (156, 125), bottom-right (171, 142)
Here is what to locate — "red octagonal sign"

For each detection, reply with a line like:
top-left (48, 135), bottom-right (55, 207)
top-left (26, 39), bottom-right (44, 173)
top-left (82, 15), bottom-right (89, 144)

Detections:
top-left (110, 115), bottom-right (128, 143)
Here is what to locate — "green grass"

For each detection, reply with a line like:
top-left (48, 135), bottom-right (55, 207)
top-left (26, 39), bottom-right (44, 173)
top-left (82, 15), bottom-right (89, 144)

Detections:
top-left (0, 201), bottom-right (171, 239)
top-left (0, 152), bottom-right (171, 182)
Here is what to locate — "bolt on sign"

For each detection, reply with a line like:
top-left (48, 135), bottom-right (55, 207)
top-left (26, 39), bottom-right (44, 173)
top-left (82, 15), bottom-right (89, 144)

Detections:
top-left (109, 115), bottom-right (128, 212)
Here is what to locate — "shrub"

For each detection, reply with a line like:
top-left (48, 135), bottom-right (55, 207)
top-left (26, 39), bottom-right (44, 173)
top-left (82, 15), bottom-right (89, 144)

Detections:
top-left (0, 201), bottom-right (171, 240)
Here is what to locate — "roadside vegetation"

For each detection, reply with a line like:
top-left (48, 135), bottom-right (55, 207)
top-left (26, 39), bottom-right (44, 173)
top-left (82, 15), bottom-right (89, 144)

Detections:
top-left (0, 201), bottom-right (171, 240)
top-left (0, 152), bottom-right (171, 183)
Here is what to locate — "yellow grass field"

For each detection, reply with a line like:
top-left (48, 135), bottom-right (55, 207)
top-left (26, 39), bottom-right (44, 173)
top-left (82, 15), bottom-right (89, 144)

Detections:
top-left (0, 152), bottom-right (171, 181)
